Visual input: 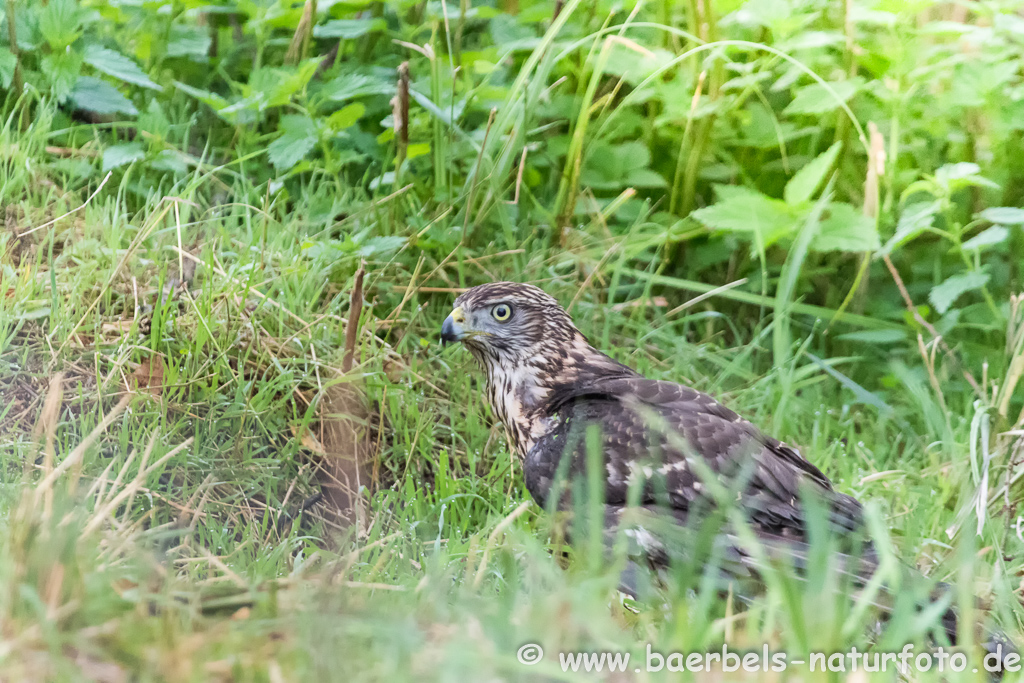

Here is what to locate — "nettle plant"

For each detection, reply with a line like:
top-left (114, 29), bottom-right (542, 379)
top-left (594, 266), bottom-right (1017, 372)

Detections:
top-left (0, 0), bottom-right (158, 117)
top-left (691, 141), bottom-right (879, 257)
top-left (0, 0), bottom-right (212, 185)
top-left (885, 163), bottom-right (1024, 328)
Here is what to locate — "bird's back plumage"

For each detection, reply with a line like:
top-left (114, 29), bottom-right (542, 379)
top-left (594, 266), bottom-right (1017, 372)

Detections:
top-left (530, 374), bottom-right (866, 540)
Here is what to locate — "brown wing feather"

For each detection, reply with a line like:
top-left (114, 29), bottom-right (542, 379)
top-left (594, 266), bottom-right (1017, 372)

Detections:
top-left (528, 375), bottom-right (863, 538)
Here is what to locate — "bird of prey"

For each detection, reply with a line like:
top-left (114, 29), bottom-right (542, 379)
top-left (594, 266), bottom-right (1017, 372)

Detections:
top-left (440, 281), bottom-right (1010, 657)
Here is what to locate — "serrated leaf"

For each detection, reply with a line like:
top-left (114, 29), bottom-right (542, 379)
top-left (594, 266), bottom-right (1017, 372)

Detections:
top-left (102, 142), bottom-right (145, 171)
top-left (784, 78), bottom-right (862, 115)
top-left (313, 18), bottom-right (386, 39)
top-left (83, 45), bottom-right (160, 91)
top-left (268, 115), bottom-right (318, 171)
top-left (247, 62), bottom-right (319, 109)
top-left (42, 51), bottom-right (82, 101)
top-left (812, 202), bottom-right (880, 252)
top-left (321, 73), bottom-right (394, 102)
top-left (929, 270), bottom-right (990, 314)
top-left (38, 0), bottom-right (83, 51)
top-left (961, 226), bottom-right (1009, 251)
top-left (879, 200), bottom-right (940, 255)
top-left (935, 162), bottom-right (980, 183)
top-left (784, 141), bottom-right (842, 205)
top-left (933, 162), bottom-right (998, 191)
top-left (69, 76), bottom-right (137, 115)
top-left (691, 185), bottom-right (799, 248)
top-left (979, 207), bottom-right (1024, 225)
top-left (167, 25), bottom-right (212, 58)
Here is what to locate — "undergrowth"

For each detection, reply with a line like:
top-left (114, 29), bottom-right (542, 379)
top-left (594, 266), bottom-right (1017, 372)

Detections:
top-left (1, 0), bottom-right (1024, 680)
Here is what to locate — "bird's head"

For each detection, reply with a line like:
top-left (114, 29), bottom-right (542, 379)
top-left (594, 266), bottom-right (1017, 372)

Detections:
top-left (440, 281), bottom-right (637, 455)
top-left (440, 282), bottom-right (578, 362)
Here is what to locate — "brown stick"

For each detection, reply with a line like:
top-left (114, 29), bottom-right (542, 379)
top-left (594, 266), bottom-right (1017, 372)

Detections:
top-left (883, 255), bottom-right (984, 398)
top-left (343, 266), bottom-right (365, 374)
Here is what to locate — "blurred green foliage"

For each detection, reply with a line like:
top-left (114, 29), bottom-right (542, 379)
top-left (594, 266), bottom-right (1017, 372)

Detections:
top-left (2, 0), bottom-right (1022, 348)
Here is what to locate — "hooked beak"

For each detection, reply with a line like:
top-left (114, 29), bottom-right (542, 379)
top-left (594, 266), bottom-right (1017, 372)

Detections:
top-left (440, 306), bottom-right (467, 345)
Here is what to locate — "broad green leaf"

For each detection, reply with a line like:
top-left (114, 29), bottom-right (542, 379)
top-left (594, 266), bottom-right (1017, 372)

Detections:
top-left (69, 77), bottom-right (137, 115)
top-left (326, 102), bottom-right (365, 131)
top-left (879, 200), bottom-right (940, 255)
top-left (691, 185), bottom-right (799, 248)
top-left (406, 143), bottom-right (430, 160)
top-left (779, 30), bottom-right (845, 50)
top-left (933, 162), bottom-right (979, 183)
top-left (581, 141), bottom-right (665, 190)
top-left (933, 162), bottom-right (998, 191)
top-left (812, 202), bottom-right (880, 252)
top-left (313, 18), bottom-right (386, 39)
top-left (38, 0), bottom-right (83, 51)
top-left (102, 142), bottom-right (146, 172)
top-left (979, 207), bottom-right (1024, 225)
top-left (139, 99), bottom-right (171, 140)
top-left (0, 48), bottom-right (17, 89)
top-left (320, 73), bottom-right (394, 102)
top-left (167, 25), bottom-right (212, 59)
top-left (961, 226), bottom-right (1009, 251)
top-left (929, 270), bottom-right (990, 314)
top-left (625, 168), bottom-right (668, 189)
top-left (740, 104), bottom-right (801, 149)
top-left (268, 115), bottom-right (318, 171)
top-left (247, 61), bottom-right (319, 109)
top-left (149, 150), bottom-right (189, 175)
top-left (42, 51), bottom-right (83, 101)
top-left (784, 78), bottom-right (862, 115)
top-left (617, 141), bottom-right (651, 172)
top-left (83, 45), bottom-right (160, 91)
top-left (489, 14), bottom-right (535, 46)
top-left (784, 141), bottom-right (842, 205)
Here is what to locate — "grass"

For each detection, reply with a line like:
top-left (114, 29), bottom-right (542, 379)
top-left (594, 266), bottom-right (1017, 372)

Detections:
top-left (3, 0), bottom-right (1024, 680)
top-left (2, 180), bottom-right (1021, 679)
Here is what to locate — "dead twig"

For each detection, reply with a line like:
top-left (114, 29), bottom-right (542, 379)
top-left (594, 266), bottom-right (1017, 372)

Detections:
top-left (883, 255), bottom-right (983, 398)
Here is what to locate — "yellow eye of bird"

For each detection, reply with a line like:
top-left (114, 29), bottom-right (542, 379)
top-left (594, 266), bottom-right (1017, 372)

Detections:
top-left (492, 304), bottom-right (512, 321)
